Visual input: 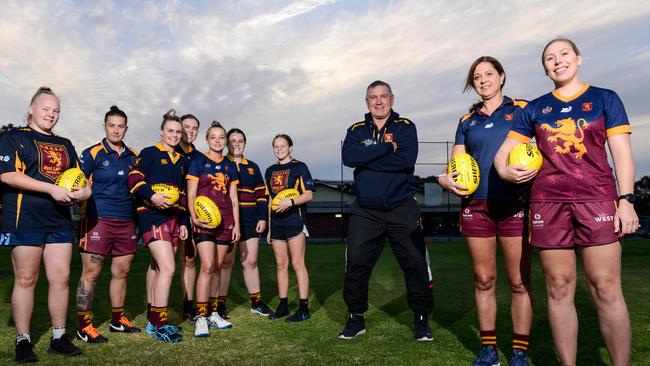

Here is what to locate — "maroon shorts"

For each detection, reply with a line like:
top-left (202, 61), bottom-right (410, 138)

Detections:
top-left (79, 217), bottom-right (137, 256)
top-left (460, 199), bottom-right (526, 238)
top-left (192, 212), bottom-right (234, 245)
top-left (529, 201), bottom-right (619, 248)
top-left (142, 216), bottom-right (181, 248)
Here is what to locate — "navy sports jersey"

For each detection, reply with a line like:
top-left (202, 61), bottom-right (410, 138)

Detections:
top-left (508, 85), bottom-right (630, 202)
top-left (187, 153), bottom-right (239, 212)
top-left (176, 143), bottom-right (203, 162)
top-left (79, 139), bottom-right (137, 219)
top-left (0, 126), bottom-right (80, 232)
top-left (227, 154), bottom-right (268, 227)
top-left (342, 111), bottom-right (417, 210)
top-left (128, 144), bottom-right (189, 231)
top-left (454, 96), bottom-right (527, 200)
top-left (265, 159), bottom-right (315, 227)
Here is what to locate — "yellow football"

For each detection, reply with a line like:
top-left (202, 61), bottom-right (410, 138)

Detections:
top-left (55, 167), bottom-right (86, 191)
top-left (151, 183), bottom-right (179, 204)
top-left (507, 143), bottom-right (543, 171)
top-left (447, 153), bottom-right (480, 195)
top-left (271, 188), bottom-right (301, 211)
top-left (194, 196), bottom-right (221, 228)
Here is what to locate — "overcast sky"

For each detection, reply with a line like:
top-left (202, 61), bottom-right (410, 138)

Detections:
top-left (1, 0), bottom-right (649, 180)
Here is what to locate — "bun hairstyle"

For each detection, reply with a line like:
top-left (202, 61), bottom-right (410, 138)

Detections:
top-left (161, 108), bottom-right (182, 129)
top-left (206, 120), bottom-right (226, 138)
top-left (104, 105), bottom-right (127, 123)
top-left (27, 86), bottom-right (59, 122)
top-left (227, 128), bottom-right (247, 143)
top-left (272, 134), bottom-right (293, 147)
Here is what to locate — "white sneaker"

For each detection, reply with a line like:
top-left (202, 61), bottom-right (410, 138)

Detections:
top-left (208, 313), bottom-right (233, 329)
top-left (194, 316), bottom-right (209, 337)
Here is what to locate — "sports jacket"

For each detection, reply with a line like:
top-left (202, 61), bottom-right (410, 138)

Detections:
top-left (342, 110), bottom-right (417, 210)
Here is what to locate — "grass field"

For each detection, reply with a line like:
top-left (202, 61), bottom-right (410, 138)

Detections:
top-left (0, 240), bottom-right (649, 365)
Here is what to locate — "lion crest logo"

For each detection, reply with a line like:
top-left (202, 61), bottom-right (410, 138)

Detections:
top-left (207, 172), bottom-right (228, 194)
top-left (540, 117), bottom-right (589, 159)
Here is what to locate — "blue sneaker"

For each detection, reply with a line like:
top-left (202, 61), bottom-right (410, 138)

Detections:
top-left (508, 349), bottom-right (529, 366)
top-left (472, 345), bottom-right (500, 366)
top-left (285, 309), bottom-right (310, 323)
top-left (146, 321), bottom-right (156, 335)
top-left (153, 324), bottom-right (183, 343)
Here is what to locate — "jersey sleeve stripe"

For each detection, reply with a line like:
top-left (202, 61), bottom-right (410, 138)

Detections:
top-left (90, 145), bottom-right (103, 160)
top-left (507, 131), bottom-right (532, 143)
top-left (230, 179), bottom-right (240, 186)
top-left (606, 125), bottom-right (632, 137)
top-left (130, 181), bottom-right (147, 193)
top-left (129, 170), bottom-right (145, 177)
top-left (238, 188), bottom-right (255, 193)
top-left (186, 174), bottom-right (199, 182)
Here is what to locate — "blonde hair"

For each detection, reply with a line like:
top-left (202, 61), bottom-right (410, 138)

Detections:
top-left (206, 120), bottom-right (226, 138)
top-left (161, 109), bottom-right (181, 129)
top-left (27, 86), bottom-right (59, 123)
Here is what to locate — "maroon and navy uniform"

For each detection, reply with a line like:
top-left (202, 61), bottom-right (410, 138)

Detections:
top-left (187, 153), bottom-right (239, 244)
top-left (508, 84), bottom-right (631, 247)
top-left (78, 139), bottom-right (138, 256)
top-left (264, 159), bottom-right (315, 241)
top-left (227, 154), bottom-right (268, 241)
top-left (128, 144), bottom-right (189, 247)
top-left (0, 126), bottom-right (79, 245)
top-left (454, 96), bottom-right (528, 237)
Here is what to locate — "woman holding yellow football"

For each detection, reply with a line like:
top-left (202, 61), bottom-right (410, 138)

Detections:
top-left (186, 120), bottom-right (240, 337)
top-left (265, 134), bottom-right (314, 322)
top-left (0, 86), bottom-right (90, 361)
top-left (495, 38), bottom-right (637, 366)
top-left (128, 109), bottom-right (189, 343)
top-left (438, 57), bottom-right (533, 366)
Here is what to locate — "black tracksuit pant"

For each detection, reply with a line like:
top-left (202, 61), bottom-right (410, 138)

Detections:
top-left (343, 198), bottom-right (433, 315)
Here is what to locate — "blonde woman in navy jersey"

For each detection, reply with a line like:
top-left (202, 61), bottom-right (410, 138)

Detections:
top-left (265, 134), bottom-right (314, 322)
top-left (0, 87), bottom-right (89, 361)
top-left (439, 57), bottom-right (533, 366)
top-left (495, 38), bottom-right (637, 366)
top-left (128, 109), bottom-right (189, 343)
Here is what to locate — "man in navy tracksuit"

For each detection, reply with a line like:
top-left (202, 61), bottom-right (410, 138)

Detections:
top-left (339, 80), bottom-right (433, 341)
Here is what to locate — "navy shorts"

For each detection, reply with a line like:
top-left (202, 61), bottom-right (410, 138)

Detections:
top-left (240, 226), bottom-right (259, 241)
top-left (0, 231), bottom-right (74, 246)
top-left (270, 225), bottom-right (306, 242)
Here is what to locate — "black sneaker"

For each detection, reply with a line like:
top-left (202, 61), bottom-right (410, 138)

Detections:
top-left (268, 305), bottom-right (289, 320)
top-left (285, 308), bottom-right (310, 323)
top-left (47, 334), bottom-right (82, 356)
top-left (414, 314), bottom-right (433, 341)
top-left (338, 314), bottom-right (366, 340)
top-left (217, 304), bottom-right (229, 320)
top-left (110, 316), bottom-right (142, 333)
top-left (250, 301), bottom-right (273, 317)
top-left (15, 339), bottom-right (38, 363)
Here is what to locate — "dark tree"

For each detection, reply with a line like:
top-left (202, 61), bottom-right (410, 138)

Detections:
top-left (0, 123), bottom-right (15, 135)
top-left (634, 176), bottom-right (650, 216)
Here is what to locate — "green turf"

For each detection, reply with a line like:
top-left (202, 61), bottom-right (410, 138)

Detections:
top-left (0, 240), bottom-right (649, 365)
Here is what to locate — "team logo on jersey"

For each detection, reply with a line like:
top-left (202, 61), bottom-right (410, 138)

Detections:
top-left (118, 170), bottom-right (124, 176)
top-left (384, 133), bottom-right (393, 142)
top-left (532, 213), bottom-right (544, 228)
top-left (469, 120), bottom-right (477, 126)
top-left (484, 123), bottom-right (493, 129)
top-left (90, 232), bottom-right (101, 241)
top-left (361, 138), bottom-right (375, 146)
top-left (582, 102), bottom-right (593, 111)
top-left (594, 213), bottom-right (614, 223)
top-left (270, 169), bottom-right (290, 193)
top-left (561, 106), bottom-right (572, 113)
top-left (1, 155), bottom-right (9, 162)
top-left (103, 160), bottom-right (110, 167)
top-left (207, 172), bottom-right (228, 194)
top-left (36, 142), bottom-right (69, 180)
top-left (542, 106), bottom-right (552, 114)
top-left (247, 167), bottom-right (255, 175)
top-left (161, 159), bottom-right (168, 165)
top-left (504, 114), bottom-right (513, 121)
top-left (540, 117), bottom-right (589, 159)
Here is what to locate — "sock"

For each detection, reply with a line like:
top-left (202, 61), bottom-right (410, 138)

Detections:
top-left (278, 298), bottom-right (288, 309)
top-left (208, 297), bottom-right (219, 316)
top-left (52, 326), bottom-right (66, 340)
top-left (183, 300), bottom-right (194, 313)
top-left (151, 306), bottom-right (169, 327)
top-left (513, 333), bottom-right (530, 352)
top-left (299, 298), bottom-right (309, 311)
top-left (16, 333), bottom-right (31, 345)
top-left (196, 302), bottom-right (208, 317)
top-left (216, 296), bottom-right (227, 309)
top-left (249, 292), bottom-right (262, 305)
top-left (112, 306), bottom-right (124, 324)
top-left (480, 329), bottom-right (497, 348)
top-left (77, 310), bottom-right (92, 330)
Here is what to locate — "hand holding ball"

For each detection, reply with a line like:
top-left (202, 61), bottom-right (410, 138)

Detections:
top-left (271, 188), bottom-right (300, 211)
top-left (507, 144), bottom-right (543, 171)
top-left (447, 153), bottom-right (480, 195)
